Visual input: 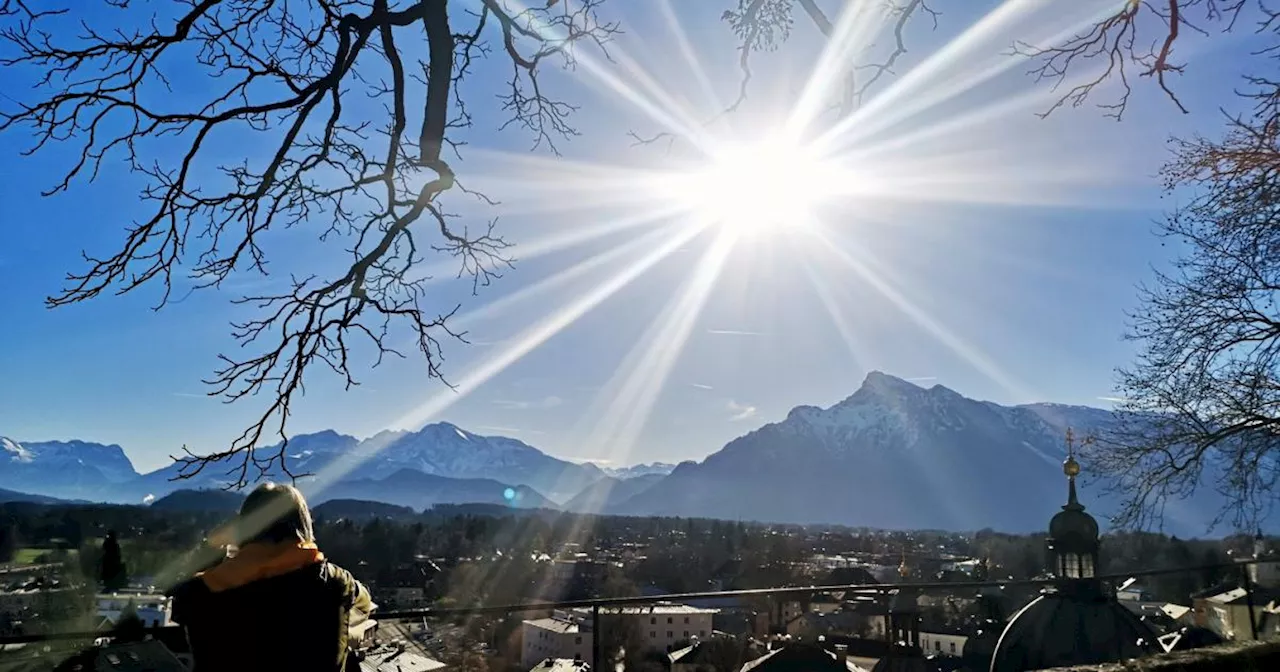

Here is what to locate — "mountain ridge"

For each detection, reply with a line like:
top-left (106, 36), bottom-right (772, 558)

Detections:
top-left (612, 371), bottom-right (1232, 535)
top-left (3, 372), bottom-right (1249, 534)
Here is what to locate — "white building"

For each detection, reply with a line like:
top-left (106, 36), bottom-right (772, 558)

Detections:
top-left (581, 603), bottom-right (717, 654)
top-left (918, 630), bottom-right (967, 657)
top-left (522, 612), bottom-right (592, 669)
top-left (96, 592), bottom-right (172, 628)
top-left (520, 603), bottom-right (718, 669)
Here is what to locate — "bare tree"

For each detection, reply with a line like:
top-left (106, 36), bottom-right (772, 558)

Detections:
top-left (1097, 13), bottom-right (1280, 530)
top-left (722, 0), bottom-right (1266, 119)
top-left (0, 0), bottom-right (617, 485)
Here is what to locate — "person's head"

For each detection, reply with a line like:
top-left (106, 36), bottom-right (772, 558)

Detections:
top-left (236, 482), bottom-right (314, 546)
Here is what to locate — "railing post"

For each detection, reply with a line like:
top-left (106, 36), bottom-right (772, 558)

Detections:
top-left (1241, 560), bottom-right (1259, 640)
top-left (592, 604), bottom-right (601, 670)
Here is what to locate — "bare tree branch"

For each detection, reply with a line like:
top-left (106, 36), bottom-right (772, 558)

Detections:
top-left (0, 0), bottom-right (617, 486)
top-left (1098, 29), bottom-right (1280, 529)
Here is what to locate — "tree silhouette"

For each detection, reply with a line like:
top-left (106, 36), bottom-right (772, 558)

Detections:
top-left (113, 600), bottom-right (147, 642)
top-left (0, 0), bottom-right (617, 486)
top-left (0, 523), bottom-right (16, 564)
top-left (100, 530), bottom-right (128, 592)
top-left (1091, 8), bottom-right (1280, 530)
top-left (721, 0), bottom-right (1271, 120)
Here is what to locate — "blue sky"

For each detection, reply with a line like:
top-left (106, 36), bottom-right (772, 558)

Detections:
top-left (0, 1), bottom-right (1261, 472)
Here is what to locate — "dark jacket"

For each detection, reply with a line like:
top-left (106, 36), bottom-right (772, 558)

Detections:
top-left (171, 543), bottom-right (370, 672)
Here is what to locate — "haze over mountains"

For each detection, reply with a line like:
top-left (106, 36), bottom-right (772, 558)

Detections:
top-left (0, 372), bottom-right (1245, 534)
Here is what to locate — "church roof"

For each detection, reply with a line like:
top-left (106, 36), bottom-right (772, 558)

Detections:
top-left (959, 619), bottom-right (1001, 672)
top-left (990, 588), bottom-right (1158, 672)
top-left (1046, 448), bottom-right (1099, 555)
top-left (740, 644), bottom-right (867, 672)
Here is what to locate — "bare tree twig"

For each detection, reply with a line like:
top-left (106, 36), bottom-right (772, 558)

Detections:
top-left (0, 0), bottom-right (617, 486)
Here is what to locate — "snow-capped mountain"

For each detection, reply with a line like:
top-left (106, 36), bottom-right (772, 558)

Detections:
top-left (332, 423), bottom-right (606, 502)
top-left (0, 436), bottom-right (139, 500)
top-left (613, 372), bottom-right (1225, 535)
top-left (8, 423), bottom-right (603, 508)
top-left (603, 462), bottom-right (679, 479)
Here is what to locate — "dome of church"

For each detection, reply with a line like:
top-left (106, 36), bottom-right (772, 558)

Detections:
top-left (991, 429), bottom-right (1158, 672)
top-left (1048, 504), bottom-right (1098, 542)
top-left (990, 583), bottom-right (1157, 672)
top-left (958, 619), bottom-right (1001, 672)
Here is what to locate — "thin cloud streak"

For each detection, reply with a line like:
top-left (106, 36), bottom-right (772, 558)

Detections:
top-left (690, 383), bottom-right (714, 390)
top-left (476, 425), bottom-right (544, 436)
top-left (707, 329), bottom-right (763, 336)
top-left (492, 396), bottom-right (564, 410)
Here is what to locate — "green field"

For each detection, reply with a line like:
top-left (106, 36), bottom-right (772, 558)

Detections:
top-left (10, 547), bottom-right (47, 565)
top-left (6, 547), bottom-right (78, 566)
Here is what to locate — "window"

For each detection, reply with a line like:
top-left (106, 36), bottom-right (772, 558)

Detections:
top-left (667, 631), bottom-right (673, 639)
top-left (700, 631), bottom-right (706, 638)
top-left (650, 632), bottom-right (656, 639)
top-left (683, 631), bottom-right (689, 638)
top-left (950, 643), bottom-right (956, 654)
top-left (684, 617), bottom-right (689, 624)
top-left (575, 637), bottom-right (583, 645)
top-left (934, 642), bottom-right (941, 652)
top-left (650, 617), bottom-right (656, 625)
top-left (667, 617), bottom-right (673, 624)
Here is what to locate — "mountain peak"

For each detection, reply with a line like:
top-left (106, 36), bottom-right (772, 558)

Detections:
top-left (861, 370), bottom-right (923, 392)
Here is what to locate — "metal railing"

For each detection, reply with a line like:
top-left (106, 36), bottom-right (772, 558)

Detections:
top-left (0, 558), bottom-right (1269, 649)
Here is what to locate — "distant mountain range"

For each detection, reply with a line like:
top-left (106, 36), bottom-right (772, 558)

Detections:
top-left (0, 372), bottom-right (1250, 534)
top-left (612, 372), bottom-right (1225, 533)
top-left (603, 463), bottom-right (679, 479)
top-left (0, 423), bottom-right (609, 508)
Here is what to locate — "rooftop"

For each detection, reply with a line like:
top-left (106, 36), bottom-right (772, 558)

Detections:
top-left (572, 602), bottom-right (717, 616)
top-left (524, 618), bottom-right (581, 634)
top-left (359, 645), bottom-right (447, 672)
top-left (528, 658), bottom-right (590, 672)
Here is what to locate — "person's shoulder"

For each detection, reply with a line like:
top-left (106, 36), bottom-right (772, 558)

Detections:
top-left (320, 560), bottom-right (358, 586)
top-left (169, 576), bottom-right (211, 624)
top-left (170, 576), bottom-right (211, 600)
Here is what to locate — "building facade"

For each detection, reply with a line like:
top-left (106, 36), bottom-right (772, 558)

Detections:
top-left (520, 603), bottom-right (718, 669)
top-left (96, 592), bottom-right (173, 628)
top-left (521, 612), bottom-right (592, 669)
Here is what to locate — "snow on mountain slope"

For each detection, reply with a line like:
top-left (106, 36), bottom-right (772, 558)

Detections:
top-left (324, 423), bottom-right (605, 502)
top-left (615, 372), bottom-right (1228, 535)
top-left (0, 436), bottom-right (139, 499)
top-left (78, 424), bottom-right (599, 507)
top-left (603, 463), bottom-right (678, 479)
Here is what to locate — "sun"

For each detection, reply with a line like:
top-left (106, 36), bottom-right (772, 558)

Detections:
top-left (659, 134), bottom-right (841, 237)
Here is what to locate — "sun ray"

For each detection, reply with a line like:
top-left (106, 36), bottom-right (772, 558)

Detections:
top-left (657, 0), bottom-right (724, 114)
top-left (798, 256), bottom-right (872, 371)
top-left (304, 223), bottom-right (708, 494)
top-left (806, 226), bottom-right (1031, 401)
top-left (817, 0), bottom-right (1117, 150)
top-left (454, 218), bottom-right (688, 329)
top-left (783, 0), bottom-right (883, 135)
top-left (574, 232), bottom-right (736, 469)
top-left (499, 0), bottom-right (712, 150)
top-left (412, 205), bottom-right (684, 285)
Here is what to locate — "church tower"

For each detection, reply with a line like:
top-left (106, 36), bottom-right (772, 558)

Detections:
top-left (989, 428), bottom-right (1157, 672)
top-left (1046, 429), bottom-right (1099, 580)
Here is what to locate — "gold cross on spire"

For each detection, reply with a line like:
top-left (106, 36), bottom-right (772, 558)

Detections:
top-left (1063, 428), bottom-right (1081, 478)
